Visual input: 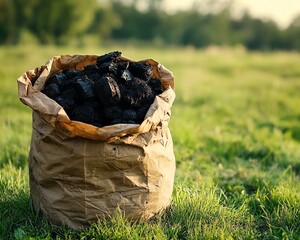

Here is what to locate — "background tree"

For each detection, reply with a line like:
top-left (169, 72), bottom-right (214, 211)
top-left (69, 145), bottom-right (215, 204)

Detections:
top-left (0, 0), bottom-right (15, 44)
top-left (110, 0), bottom-right (162, 42)
top-left (0, 0), bottom-right (299, 51)
top-left (87, 5), bottom-right (121, 41)
top-left (0, 0), bottom-right (34, 44)
top-left (28, 0), bottom-right (97, 44)
top-left (285, 15), bottom-right (300, 50)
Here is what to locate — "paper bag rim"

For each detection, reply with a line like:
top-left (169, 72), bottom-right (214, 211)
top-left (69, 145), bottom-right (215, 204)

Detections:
top-left (18, 54), bottom-right (175, 141)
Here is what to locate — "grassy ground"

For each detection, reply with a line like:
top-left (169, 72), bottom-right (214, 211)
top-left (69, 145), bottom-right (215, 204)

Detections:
top-left (0, 44), bottom-right (300, 239)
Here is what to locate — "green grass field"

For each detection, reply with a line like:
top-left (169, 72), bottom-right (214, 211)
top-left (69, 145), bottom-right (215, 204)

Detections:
top-left (1, 44), bottom-right (300, 239)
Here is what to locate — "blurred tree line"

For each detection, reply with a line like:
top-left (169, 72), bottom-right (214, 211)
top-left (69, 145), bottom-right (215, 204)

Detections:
top-left (0, 0), bottom-right (300, 51)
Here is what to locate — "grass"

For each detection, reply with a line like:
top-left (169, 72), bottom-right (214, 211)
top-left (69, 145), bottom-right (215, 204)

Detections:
top-left (0, 43), bottom-right (300, 239)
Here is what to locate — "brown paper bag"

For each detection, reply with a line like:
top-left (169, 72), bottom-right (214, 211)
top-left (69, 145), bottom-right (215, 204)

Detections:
top-left (18, 54), bottom-right (176, 230)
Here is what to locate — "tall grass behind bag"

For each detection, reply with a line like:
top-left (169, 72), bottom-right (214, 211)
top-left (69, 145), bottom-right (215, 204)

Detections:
top-left (18, 54), bottom-right (176, 230)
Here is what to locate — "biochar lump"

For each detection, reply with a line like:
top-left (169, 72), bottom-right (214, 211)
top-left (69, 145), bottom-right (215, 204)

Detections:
top-left (94, 76), bottom-right (121, 106)
top-left (119, 78), bottom-right (155, 108)
top-left (42, 51), bottom-right (164, 127)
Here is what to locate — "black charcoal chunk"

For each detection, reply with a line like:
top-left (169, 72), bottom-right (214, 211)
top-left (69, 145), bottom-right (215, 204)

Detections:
top-left (120, 69), bottom-right (133, 82)
top-left (126, 120), bottom-right (137, 124)
top-left (103, 106), bottom-right (122, 120)
top-left (149, 78), bottom-right (163, 95)
top-left (110, 118), bottom-right (123, 125)
top-left (95, 76), bottom-right (121, 106)
top-left (69, 103), bottom-right (102, 124)
top-left (119, 78), bottom-right (155, 108)
top-left (100, 73), bottom-right (116, 80)
top-left (129, 62), bottom-right (152, 81)
top-left (42, 83), bottom-right (60, 99)
top-left (56, 97), bottom-right (73, 114)
top-left (86, 72), bottom-right (102, 82)
top-left (63, 69), bottom-right (83, 78)
top-left (92, 122), bottom-right (104, 128)
top-left (122, 109), bottom-right (137, 121)
top-left (117, 61), bottom-right (130, 71)
top-left (84, 64), bottom-right (99, 73)
top-left (86, 100), bottom-right (104, 123)
top-left (47, 73), bottom-right (75, 91)
top-left (85, 99), bottom-right (102, 110)
top-left (63, 79), bottom-right (78, 91)
top-left (96, 51), bottom-right (122, 65)
top-left (136, 106), bottom-right (149, 122)
top-left (98, 62), bottom-right (118, 75)
top-left (46, 73), bottom-right (68, 88)
top-left (55, 88), bottom-right (78, 113)
top-left (74, 77), bottom-right (95, 101)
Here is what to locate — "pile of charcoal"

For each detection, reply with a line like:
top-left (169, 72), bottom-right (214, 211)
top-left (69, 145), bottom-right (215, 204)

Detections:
top-left (42, 51), bottom-right (163, 127)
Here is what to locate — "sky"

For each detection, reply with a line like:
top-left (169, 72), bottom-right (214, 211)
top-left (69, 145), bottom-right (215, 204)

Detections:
top-left (163, 0), bottom-right (300, 28)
